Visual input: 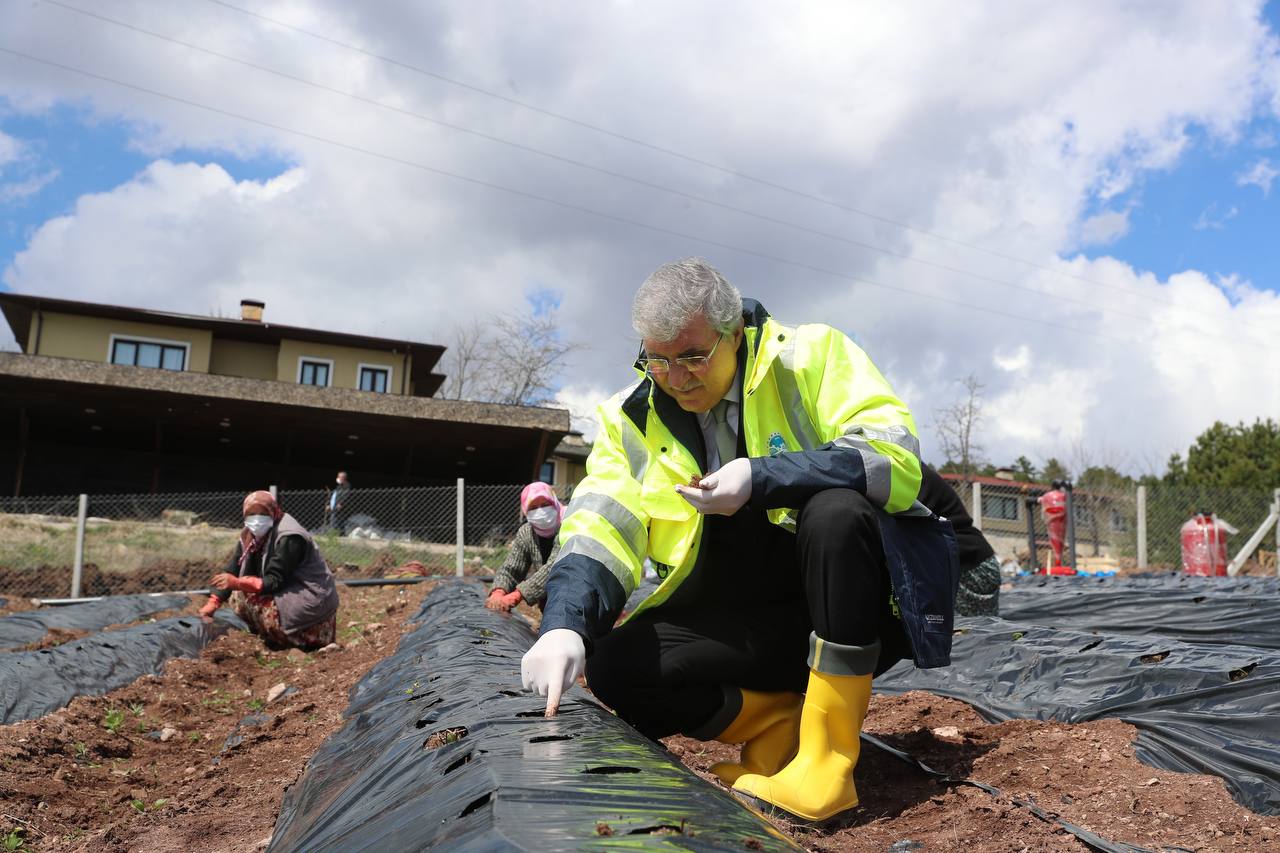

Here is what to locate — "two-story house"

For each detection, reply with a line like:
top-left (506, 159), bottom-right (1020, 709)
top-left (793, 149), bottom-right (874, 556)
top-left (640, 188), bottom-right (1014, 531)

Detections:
top-left (0, 294), bottom-right (569, 495)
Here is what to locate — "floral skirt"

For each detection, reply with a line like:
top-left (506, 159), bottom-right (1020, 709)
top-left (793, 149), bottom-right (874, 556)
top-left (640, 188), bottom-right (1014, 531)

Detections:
top-left (230, 591), bottom-right (337, 651)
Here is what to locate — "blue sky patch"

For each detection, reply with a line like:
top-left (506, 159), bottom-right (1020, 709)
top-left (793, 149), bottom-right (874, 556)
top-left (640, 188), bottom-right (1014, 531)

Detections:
top-left (0, 103), bottom-right (291, 287)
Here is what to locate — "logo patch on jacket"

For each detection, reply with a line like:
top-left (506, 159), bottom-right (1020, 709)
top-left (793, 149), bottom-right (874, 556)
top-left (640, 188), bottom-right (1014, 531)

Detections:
top-left (768, 432), bottom-right (787, 456)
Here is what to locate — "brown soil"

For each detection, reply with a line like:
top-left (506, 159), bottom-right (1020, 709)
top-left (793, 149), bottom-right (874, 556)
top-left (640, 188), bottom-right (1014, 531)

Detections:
top-left (12, 607), bottom-right (200, 652)
top-left (0, 581), bottom-right (436, 852)
top-left (665, 690), bottom-right (1280, 852)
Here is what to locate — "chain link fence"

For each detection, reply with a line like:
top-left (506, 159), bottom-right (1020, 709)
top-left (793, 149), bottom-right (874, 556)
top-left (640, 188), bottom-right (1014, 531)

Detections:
top-left (950, 480), bottom-right (1279, 575)
top-left (0, 482), bottom-right (529, 602)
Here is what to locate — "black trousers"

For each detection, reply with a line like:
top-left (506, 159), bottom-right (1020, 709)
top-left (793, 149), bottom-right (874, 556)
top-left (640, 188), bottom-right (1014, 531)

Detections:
top-left (586, 488), bottom-right (910, 739)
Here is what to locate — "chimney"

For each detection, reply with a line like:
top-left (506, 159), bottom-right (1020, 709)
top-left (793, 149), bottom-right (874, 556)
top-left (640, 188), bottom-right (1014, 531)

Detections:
top-left (240, 299), bottom-right (265, 322)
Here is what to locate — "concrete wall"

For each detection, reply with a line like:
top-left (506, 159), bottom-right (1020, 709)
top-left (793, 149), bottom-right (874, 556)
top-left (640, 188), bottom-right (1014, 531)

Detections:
top-left (208, 338), bottom-right (277, 381)
top-left (31, 311), bottom-right (212, 372)
top-left (277, 338), bottom-right (407, 393)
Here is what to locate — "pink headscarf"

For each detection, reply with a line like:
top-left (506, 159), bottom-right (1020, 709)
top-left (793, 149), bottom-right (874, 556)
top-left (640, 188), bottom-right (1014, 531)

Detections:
top-left (520, 482), bottom-right (565, 538)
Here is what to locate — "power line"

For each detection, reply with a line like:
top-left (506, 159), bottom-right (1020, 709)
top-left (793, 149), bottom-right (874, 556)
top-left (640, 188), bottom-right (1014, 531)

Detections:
top-left (198, 0), bottom-right (1219, 316)
top-left (0, 44), bottom-right (1266, 355)
top-left (44, 0), bottom-right (1267, 338)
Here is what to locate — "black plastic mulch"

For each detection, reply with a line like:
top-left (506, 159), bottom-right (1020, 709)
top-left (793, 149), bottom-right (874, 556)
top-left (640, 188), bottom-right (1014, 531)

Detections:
top-left (0, 610), bottom-right (244, 725)
top-left (876, 617), bottom-right (1280, 815)
top-left (268, 579), bottom-right (800, 852)
top-left (1003, 574), bottom-right (1280, 649)
top-left (0, 593), bottom-right (193, 651)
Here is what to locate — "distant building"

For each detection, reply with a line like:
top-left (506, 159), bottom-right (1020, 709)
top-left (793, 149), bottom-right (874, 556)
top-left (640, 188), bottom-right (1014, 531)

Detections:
top-left (540, 431), bottom-right (591, 498)
top-left (0, 294), bottom-right (569, 495)
top-left (940, 472), bottom-right (1130, 563)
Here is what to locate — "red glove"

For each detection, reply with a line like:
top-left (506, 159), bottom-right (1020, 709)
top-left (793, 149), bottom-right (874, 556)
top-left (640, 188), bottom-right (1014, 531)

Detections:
top-left (210, 573), bottom-right (264, 594)
top-left (498, 589), bottom-right (523, 609)
top-left (198, 594), bottom-right (221, 622)
top-left (485, 588), bottom-right (508, 611)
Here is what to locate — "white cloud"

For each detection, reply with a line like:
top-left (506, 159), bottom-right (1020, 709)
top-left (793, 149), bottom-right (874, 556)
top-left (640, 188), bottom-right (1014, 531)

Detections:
top-left (1078, 209), bottom-right (1130, 246)
top-left (0, 168), bottom-right (58, 203)
top-left (0, 129), bottom-right (21, 166)
top-left (1193, 202), bottom-right (1239, 230)
top-left (1, 0), bottom-right (1279, 473)
top-left (1236, 158), bottom-right (1279, 195)
top-left (993, 345), bottom-right (1031, 373)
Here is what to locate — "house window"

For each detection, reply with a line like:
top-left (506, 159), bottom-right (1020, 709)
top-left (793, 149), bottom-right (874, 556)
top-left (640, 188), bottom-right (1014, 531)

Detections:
top-left (298, 359), bottom-right (332, 386)
top-left (539, 460), bottom-right (556, 485)
top-left (110, 336), bottom-right (188, 371)
top-left (1110, 508), bottom-right (1130, 532)
top-left (359, 366), bottom-right (390, 393)
top-left (981, 493), bottom-right (1019, 521)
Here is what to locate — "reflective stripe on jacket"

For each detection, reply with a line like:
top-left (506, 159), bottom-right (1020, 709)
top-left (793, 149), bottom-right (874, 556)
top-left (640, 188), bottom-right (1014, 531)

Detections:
top-left (541, 299), bottom-right (959, 667)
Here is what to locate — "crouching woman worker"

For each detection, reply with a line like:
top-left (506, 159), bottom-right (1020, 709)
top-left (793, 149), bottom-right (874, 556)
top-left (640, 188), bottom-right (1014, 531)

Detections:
top-left (486, 482), bottom-right (564, 613)
top-left (197, 490), bottom-right (340, 651)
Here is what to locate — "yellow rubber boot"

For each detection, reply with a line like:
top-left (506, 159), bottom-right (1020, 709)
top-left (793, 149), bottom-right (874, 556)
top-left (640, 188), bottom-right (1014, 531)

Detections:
top-left (707, 689), bottom-right (803, 785)
top-left (732, 668), bottom-right (872, 822)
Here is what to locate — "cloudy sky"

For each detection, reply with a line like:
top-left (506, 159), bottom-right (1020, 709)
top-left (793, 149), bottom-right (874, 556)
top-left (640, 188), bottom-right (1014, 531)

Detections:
top-left (2, 0), bottom-right (1279, 477)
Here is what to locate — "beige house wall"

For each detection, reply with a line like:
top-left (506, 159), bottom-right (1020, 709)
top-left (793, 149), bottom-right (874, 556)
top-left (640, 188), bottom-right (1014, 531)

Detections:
top-left (276, 338), bottom-right (408, 393)
top-left (31, 311), bottom-right (212, 372)
top-left (208, 338), bottom-right (278, 381)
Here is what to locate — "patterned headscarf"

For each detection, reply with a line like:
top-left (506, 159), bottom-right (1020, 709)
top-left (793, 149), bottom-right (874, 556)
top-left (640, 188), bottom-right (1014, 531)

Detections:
top-left (239, 490), bottom-right (283, 571)
top-left (519, 482), bottom-right (565, 538)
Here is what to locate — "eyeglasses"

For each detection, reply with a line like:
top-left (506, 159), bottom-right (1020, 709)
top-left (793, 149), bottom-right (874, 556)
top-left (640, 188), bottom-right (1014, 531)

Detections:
top-left (640, 333), bottom-right (725, 375)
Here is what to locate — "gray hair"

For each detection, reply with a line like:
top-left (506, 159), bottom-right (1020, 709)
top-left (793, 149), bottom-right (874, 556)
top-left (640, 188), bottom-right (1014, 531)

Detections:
top-left (631, 258), bottom-right (742, 343)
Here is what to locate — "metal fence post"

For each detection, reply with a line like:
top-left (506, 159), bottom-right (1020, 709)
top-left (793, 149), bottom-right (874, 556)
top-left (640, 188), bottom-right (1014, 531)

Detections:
top-left (1136, 485), bottom-right (1148, 569)
top-left (456, 477), bottom-right (465, 577)
top-left (1274, 488), bottom-right (1280, 577)
top-left (71, 493), bottom-right (88, 599)
top-left (971, 480), bottom-right (983, 531)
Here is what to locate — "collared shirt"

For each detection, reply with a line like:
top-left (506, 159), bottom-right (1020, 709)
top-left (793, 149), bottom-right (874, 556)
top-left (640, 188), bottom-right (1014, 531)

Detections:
top-left (697, 367), bottom-right (741, 472)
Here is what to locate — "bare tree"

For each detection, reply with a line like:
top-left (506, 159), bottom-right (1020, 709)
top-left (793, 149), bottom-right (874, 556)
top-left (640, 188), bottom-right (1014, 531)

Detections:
top-left (933, 374), bottom-right (985, 481)
top-left (440, 318), bottom-right (490, 401)
top-left (441, 311), bottom-right (583, 406)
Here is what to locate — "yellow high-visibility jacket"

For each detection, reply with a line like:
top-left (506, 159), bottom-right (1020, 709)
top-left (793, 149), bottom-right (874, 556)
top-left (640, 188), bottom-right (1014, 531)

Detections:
top-left (542, 300), bottom-right (958, 667)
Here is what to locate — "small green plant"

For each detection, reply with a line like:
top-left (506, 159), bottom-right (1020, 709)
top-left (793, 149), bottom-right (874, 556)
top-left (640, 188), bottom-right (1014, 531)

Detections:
top-left (153, 799), bottom-right (168, 809)
top-left (73, 742), bottom-right (88, 759)
top-left (247, 698), bottom-right (266, 712)
top-left (187, 732), bottom-right (202, 743)
top-left (130, 799), bottom-right (146, 813)
top-left (255, 653), bottom-right (283, 670)
top-left (3, 828), bottom-right (24, 851)
top-left (129, 702), bottom-right (145, 717)
top-left (102, 708), bottom-right (126, 733)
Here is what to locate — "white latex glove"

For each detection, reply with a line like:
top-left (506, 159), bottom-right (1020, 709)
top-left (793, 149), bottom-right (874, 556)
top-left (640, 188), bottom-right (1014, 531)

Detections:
top-left (674, 457), bottom-right (753, 516)
top-left (521, 628), bottom-right (586, 717)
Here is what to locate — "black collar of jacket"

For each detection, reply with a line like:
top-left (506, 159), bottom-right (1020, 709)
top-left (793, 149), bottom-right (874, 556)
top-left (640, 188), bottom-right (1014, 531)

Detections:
top-left (622, 298), bottom-right (766, 467)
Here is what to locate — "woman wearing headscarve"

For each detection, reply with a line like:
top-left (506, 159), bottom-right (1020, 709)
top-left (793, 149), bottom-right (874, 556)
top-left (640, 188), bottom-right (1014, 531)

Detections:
top-left (486, 483), bottom-right (564, 613)
top-left (197, 490), bottom-right (340, 651)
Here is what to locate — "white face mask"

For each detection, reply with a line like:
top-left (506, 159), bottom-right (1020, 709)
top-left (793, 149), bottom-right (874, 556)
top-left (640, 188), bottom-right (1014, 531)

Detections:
top-left (244, 514), bottom-right (274, 539)
top-left (526, 506), bottom-right (559, 529)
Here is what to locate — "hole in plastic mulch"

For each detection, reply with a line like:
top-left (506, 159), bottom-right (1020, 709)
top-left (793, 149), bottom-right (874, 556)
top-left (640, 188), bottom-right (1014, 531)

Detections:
top-left (628, 824), bottom-right (685, 836)
top-left (1139, 651), bottom-right (1170, 664)
top-left (423, 726), bottom-right (468, 750)
top-left (443, 752), bottom-right (472, 774)
top-left (458, 792), bottom-right (492, 819)
top-left (529, 734), bottom-right (575, 743)
top-left (408, 694), bottom-right (442, 706)
top-left (1078, 639), bottom-right (1103, 653)
top-left (581, 765), bottom-right (642, 775)
top-left (515, 710), bottom-right (548, 718)
top-left (1229, 662), bottom-right (1258, 681)
top-left (497, 690), bottom-right (521, 698)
